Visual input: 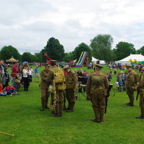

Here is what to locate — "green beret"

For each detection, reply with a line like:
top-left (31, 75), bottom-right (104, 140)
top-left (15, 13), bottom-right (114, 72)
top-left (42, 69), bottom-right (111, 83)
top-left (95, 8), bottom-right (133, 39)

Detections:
top-left (95, 64), bottom-right (103, 68)
top-left (63, 65), bottom-right (70, 70)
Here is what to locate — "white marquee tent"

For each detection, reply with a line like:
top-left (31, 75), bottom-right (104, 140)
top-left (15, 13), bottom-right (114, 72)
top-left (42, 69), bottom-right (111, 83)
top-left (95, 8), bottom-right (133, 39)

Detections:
top-left (115, 54), bottom-right (144, 65)
top-left (92, 57), bottom-right (106, 65)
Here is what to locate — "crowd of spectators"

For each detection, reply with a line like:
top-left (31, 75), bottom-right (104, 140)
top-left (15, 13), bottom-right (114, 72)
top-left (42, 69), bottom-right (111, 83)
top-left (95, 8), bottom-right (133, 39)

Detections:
top-left (0, 60), bottom-right (37, 96)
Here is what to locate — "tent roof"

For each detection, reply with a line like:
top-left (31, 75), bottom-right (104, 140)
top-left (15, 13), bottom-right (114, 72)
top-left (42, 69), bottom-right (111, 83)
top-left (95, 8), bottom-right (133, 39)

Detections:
top-left (92, 57), bottom-right (99, 61)
top-left (6, 56), bottom-right (18, 62)
top-left (116, 54), bottom-right (144, 62)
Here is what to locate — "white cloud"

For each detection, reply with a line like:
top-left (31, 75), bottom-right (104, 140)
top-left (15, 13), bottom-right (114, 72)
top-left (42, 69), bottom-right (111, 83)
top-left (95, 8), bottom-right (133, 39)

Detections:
top-left (0, 0), bottom-right (144, 54)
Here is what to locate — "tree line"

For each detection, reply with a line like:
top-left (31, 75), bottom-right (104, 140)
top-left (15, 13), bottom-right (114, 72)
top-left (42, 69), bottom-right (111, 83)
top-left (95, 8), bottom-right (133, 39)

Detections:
top-left (0, 35), bottom-right (144, 63)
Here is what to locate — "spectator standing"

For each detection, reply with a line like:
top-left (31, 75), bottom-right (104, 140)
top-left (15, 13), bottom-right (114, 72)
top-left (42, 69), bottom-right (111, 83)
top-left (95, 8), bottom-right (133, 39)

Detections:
top-left (110, 68), bottom-right (112, 75)
top-left (11, 62), bottom-right (19, 88)
top-left (83, 72), bottom-right (89, 93)
top-left (28, 67), bottom-right (32, 82)
top-left (35, 65), bottom-right (39, 82)
top-left (77, 69), bottom-right (83, 92)
top-left (114, 67), bottom-right (117, 75)
top-left (23, 64), bottom-right (29, 91)
top-left (107, 71), bottom-right (112, 84)
top-left (82, 70), bottom-right (87, 83)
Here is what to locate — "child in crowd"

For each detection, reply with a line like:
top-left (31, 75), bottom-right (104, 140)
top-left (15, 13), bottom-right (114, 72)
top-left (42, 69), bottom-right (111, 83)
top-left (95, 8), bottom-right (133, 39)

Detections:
top-left (0, 83), bottom-right (7, 96)
top-left (118, 78), bottom-right (123, 92)
top-left (5, 84), bottom-right (19, 96)
top-left (110, 68), bottom-right (112, 75)
top-left (114, 67), bottom-right (117, 75)
top-left (84, 72), bottom-right (89, 93)
top-left (15, 71), bottom-right (21, 91)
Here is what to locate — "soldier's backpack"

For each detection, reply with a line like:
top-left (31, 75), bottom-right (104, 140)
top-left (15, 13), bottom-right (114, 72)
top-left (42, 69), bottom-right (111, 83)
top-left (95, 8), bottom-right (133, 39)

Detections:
top-left (91, 72), bottom-right (107, 95)
top-left (51, 68), bottom-right (65, 84)
top-left (91, 73), bottom-right (103, 87)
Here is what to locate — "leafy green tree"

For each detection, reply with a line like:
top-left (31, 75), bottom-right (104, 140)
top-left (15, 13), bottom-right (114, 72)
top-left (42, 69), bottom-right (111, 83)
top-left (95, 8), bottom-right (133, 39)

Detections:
top-left (22, 52), bottom-right (32, 62)
top-left (0, 45), bottom-right (21, 62)
top-left (41, 37), bottom-right (65, 61)
top-left (90, 34), bottom-right (113, 61)
top-left (40, 48), bottom-right (46, 62)
top-left (114, 42), bottom-right (136, 60)
top-left (64, 51), bottom-right (75, 62)
top-left (136, 46), bottom-right (144, 55)
top-left (35, 53), bottom-right (42, 62)
top-left (74, 43), bottom-right (92, 62)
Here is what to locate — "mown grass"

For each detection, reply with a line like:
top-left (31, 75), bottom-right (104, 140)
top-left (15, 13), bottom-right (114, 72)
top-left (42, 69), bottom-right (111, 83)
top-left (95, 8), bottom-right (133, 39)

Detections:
top-left (0, 65), bottom-right (144, 144)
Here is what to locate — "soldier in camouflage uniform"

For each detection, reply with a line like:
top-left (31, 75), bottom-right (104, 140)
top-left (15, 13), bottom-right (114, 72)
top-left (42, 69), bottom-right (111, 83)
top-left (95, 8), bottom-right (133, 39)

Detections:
top-left (86, 64), bottom-right (109, 123)
top-left (63, 65), bottom-right (78, 112)
top-left (46, 60), bottom-right (65, 117)
top-left (136, 68), bottom-right (144, 119)
top-left (125, 65), bottom-right (137, 106)
top-left (40, 64), bottom-right (50, 111)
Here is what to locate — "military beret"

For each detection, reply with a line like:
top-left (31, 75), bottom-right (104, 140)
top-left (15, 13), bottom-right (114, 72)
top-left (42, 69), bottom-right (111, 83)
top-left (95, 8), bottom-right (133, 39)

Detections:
top-left (45, 63), bottom-right (50, 67)
top-left (63, 65), bottom-right (70, 70)
top-left (95, 64), bottom-right (103, 68)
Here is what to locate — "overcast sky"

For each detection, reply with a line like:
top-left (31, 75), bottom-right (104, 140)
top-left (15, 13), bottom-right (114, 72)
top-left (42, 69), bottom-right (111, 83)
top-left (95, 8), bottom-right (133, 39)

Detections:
top-left (0, 0), bottom-right (144, 54)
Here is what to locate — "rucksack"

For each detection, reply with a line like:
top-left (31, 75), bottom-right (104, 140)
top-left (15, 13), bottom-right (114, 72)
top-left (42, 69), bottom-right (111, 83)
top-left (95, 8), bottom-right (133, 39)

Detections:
top-left (51, 68), bottom-right (65, 84)
top-left (91, 73), bottom-right (104, 88)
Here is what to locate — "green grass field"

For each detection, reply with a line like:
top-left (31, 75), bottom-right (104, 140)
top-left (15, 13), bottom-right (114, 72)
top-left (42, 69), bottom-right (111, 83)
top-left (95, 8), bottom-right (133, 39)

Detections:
top-left (0, 66), bottom-right (144, 144)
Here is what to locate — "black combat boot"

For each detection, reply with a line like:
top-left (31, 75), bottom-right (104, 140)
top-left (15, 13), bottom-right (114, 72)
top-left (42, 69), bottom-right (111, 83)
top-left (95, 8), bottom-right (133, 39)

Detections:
top-left (136, 116), bottom-right (144, 119)
top-left (40, 100), bottom-right (45, 111)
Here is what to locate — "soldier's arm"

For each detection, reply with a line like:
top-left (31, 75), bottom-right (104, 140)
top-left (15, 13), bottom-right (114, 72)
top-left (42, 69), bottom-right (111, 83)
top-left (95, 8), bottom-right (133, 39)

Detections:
top-left (104, 75), bottom-right (109, 90)
top-left (46, 70), bottom-right (54, 84)
top-left (137, 78), bottom-right (144, 90)
top-left (40, 71), bottom-right (47, 81)
top-left (86, 75), bottom-right (91, 95)
top-left (71, 73), bottom-right (78, 89)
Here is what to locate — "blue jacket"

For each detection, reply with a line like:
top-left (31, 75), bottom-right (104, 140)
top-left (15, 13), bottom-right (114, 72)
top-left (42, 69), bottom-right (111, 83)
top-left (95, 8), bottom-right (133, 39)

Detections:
top-left (35, 67), bottom-right (38, 73)
top-left (84, 75), bottom-right (89, 84)
top-left (107, 74), bottom-right (112, 82)
top-left (119, 81), bottom-right (123, 85)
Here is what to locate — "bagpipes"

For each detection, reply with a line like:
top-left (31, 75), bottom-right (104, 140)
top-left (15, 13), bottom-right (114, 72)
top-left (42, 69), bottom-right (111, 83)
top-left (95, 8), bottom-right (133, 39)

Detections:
top-left (105, 84), bottom-right (115, 114)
